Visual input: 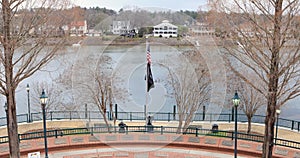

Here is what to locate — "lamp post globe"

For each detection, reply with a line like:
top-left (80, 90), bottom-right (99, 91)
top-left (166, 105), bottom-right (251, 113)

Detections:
top-left (40, 89), bottom-right (48, 158)
top-left (232, 91), bottom-right (240, 158)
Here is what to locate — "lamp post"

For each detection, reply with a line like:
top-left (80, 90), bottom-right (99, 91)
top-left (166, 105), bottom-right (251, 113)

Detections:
top-left (26, 84), bottom-right (31, 122)
top-left (4, 102), bottom-right (8, 124)
top-left (40, 89), bottom-right (48, 158)
top-left (275, 109), bottom-right (281, 145)
top-left (232, 91), bottom-right (240, 158)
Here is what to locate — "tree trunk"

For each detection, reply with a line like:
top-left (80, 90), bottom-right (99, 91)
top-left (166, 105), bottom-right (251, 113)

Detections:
top-left (262, 1), bottom-right (283, 157)
top-left (177, 114), bottom-right (183, 134)
top-left (263, 95), bottom-right (277, 158)
top-left (2, 0), bottom-right (20, 157)
top-left (103, 113), bottom-right (111, 133)
top-left (247, 116), bottom-right (252, 134)
top-left (6, 91), bottom-right (20, 158)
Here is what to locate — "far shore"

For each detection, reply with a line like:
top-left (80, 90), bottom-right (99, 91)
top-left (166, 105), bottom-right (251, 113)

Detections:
top-left (66, 36), bottom-right (195, 46)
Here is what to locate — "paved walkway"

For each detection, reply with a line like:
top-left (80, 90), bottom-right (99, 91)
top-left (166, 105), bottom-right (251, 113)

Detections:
top-left (42, 147), bottom-right (247, 158)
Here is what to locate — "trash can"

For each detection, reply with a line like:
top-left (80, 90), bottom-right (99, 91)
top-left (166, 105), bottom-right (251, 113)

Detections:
top-left (212, 124), bottom-right (218, 133)
top-left (118, 121), bottom-right (126, 133)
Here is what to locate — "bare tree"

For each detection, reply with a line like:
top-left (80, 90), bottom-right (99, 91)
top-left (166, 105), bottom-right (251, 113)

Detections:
top-left (240, 83), bottom-right (266, 133)
top-left (30, 81), bottom-right (62, 113)
top-left (227, 72), bottom-right (266, 133)
top-left (163, 50), bottom-right (211, 133)
top-left (70, 54), bottom-right (124, 132)
top-left (0, 0), bottom-right (69, 157)
top-left (213, 0), bottom-right (300, 157)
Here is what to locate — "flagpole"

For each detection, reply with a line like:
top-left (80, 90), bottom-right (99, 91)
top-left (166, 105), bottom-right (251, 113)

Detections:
top-left (145, 40), bottom-right (149, 124)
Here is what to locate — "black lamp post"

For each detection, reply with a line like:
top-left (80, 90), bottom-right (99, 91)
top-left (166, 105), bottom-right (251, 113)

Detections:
top-left (4, 102), bottom-right (8, 121)
top-left (40, 89), bottom-right (48, 158)
top-left (232, 91), bottom-right (240, 158)
top-left (275, 109), bottom-right (281, 145)
top-left (26, 84), bottom-right (31, 122)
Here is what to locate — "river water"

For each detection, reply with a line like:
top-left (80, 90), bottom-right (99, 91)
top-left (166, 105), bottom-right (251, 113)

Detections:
top-left (2, 44), bottom-right (300, 121)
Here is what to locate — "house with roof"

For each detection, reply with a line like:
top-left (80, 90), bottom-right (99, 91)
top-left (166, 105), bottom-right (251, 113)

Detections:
top-left (66, 20), bottom-right (88, 36)
top-left (153, 20), bottom-right (178, 38)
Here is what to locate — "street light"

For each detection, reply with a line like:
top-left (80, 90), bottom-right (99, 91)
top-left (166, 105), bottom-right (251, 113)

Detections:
top-left (232, 91), bottom-right (240, 158)
top-left (26, 84), bottom-right (31, 122)
top-left (275, 109), bottom-right (281, 145)
top-left (40, 89), bottom-right (48, 158)
top-left (4, 102), bottom-right (8, 127)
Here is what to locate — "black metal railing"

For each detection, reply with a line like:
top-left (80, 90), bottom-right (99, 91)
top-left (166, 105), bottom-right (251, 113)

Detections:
top-left (0, 126), bottom-right (299, 150)
top-left (1, 111), bottom-right (300, 132)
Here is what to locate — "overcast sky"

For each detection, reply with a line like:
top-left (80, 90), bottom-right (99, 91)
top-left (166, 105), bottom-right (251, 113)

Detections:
top-left (73, 0), bottom-right (208, 11)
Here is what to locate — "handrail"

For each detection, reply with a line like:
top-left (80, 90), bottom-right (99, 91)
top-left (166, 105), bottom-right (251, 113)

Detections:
top-left (0, 111), bottom-right (298, 131)
top-left (0, 126), bottom-right (299, 150)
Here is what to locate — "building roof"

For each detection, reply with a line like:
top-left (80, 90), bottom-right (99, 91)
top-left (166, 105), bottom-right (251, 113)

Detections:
top-left (154, 20), bottom-right (178, 28)
top-left (70, 21), bottom-right (86, 27)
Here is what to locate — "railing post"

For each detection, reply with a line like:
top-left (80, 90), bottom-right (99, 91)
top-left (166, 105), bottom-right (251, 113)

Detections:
top-left (50, 112), bottom-right (53, 121)
top-left (231, 132), bottom-right (234, 140)
top-left (126, 126), bottom-right (128, 135)
top-left (88, 111), bottom-right (91, 122)
top-left (161, 126), bottom-right (163, 135)
top-left (292, 121), bottom-right (294, 130)
top-left (69, 111), bottom-right (72, 120)
top-left (55, 129), bottom-right (58, 138)
top-left (173, 105), bottom-right (176, 120)
top-left (85, 104), bottom-right (88, 119)
top-left (203, 105), bottom-right (206, 121)
top-left (196, 128), bottom-right (198, 137)
top-left (298, 122), bottom-right (300, 132)
top-left (130, 112), bottom-right (132, 121)
top-left (115, 104), bottom-right (118, 119)
top-left (91, 127), bottom-right (94, 136)
top-left (168, 113), bottom-right (170, 122)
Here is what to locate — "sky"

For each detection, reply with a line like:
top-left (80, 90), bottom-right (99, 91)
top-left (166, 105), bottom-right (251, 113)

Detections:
top-left (73, 0), bottom-right (208, 12)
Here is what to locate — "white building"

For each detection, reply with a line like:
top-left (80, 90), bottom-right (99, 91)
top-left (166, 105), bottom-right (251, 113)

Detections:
top-left (112, 21), bottom-right (131, 35)
top-left (153, 20), bottom-right (178, 38)
top-left (190, 23), bottom-right (215, 36)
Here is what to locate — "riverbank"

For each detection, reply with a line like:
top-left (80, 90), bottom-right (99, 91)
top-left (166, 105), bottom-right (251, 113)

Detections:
top-left (67, 36), bottom-right (195, 46)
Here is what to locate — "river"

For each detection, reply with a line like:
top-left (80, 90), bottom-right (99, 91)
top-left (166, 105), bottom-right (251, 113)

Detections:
top-left (2, 44), bottom-right (300, 121)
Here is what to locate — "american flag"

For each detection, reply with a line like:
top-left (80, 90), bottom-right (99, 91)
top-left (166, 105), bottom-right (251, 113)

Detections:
top-left (147, 45), bottom-right (151, 64)
top-left (146, 43), bottom-right (154, 92)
